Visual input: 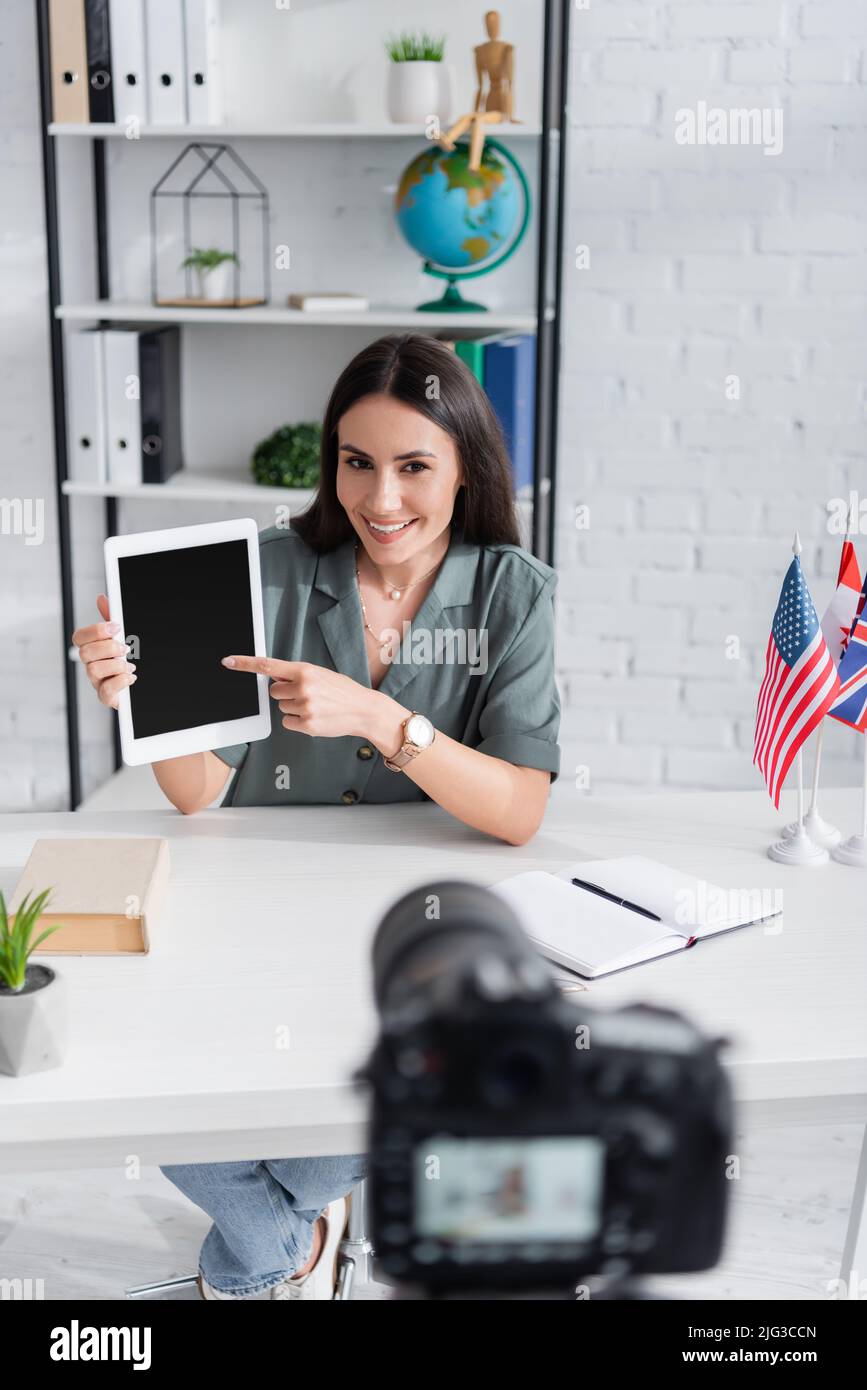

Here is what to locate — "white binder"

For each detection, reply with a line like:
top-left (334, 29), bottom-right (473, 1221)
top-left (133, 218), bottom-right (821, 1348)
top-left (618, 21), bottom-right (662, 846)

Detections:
top-left (184, 0), bottom-right (222, 125)
top-left (102, 330), bottom-right (142, 485)
top-left (109, 0), bottom-right (149, 127)
top-left (145, 0), bottom-right (187, 125)
top-left (65, 328), bottom-right (107, 484)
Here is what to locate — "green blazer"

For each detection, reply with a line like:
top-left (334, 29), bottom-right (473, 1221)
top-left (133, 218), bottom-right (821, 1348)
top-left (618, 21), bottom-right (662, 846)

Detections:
top-left (214, 525), bottom-right (561, 807)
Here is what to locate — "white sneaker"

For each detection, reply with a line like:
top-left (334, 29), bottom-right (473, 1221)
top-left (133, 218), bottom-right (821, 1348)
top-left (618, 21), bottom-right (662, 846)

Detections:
top-left (270, 1197), bottom-right (348, 1300)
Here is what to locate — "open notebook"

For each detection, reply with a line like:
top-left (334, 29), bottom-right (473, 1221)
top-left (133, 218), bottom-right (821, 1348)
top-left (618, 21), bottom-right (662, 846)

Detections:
top-left (491, 855), bottom-right (781, 980)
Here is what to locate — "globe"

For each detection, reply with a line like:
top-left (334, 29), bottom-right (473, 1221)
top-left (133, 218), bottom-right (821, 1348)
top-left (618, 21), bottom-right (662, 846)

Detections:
top-left (394, 137), bottom-right (530, 311)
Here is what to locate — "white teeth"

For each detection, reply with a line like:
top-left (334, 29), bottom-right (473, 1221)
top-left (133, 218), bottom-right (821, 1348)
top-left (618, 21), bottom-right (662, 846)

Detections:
top-left (368, 519), bottom-right (413, 533)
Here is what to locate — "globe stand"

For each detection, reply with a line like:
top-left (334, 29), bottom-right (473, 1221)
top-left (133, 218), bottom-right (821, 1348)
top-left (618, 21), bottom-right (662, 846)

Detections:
top-left (417, 278), bottom-right (488, 313)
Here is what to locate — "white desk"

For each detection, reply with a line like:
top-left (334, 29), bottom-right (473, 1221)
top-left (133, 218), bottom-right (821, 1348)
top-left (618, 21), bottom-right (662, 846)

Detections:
top-left (1, 788), bottom-right (866, 1275)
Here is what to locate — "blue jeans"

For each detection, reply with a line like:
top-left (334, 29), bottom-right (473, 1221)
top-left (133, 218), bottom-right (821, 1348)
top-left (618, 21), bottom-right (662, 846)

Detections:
top-left (160, 1154), bottom-right (368, 1295)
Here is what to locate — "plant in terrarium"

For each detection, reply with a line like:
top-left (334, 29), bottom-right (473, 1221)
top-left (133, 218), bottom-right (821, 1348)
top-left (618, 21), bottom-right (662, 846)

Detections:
top-left (180, 246), bottom-right (239, 302)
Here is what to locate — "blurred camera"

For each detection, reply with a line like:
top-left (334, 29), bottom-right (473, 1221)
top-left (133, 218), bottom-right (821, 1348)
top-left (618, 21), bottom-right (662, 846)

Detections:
top-left (359, 881), bottom-right (733, 1298)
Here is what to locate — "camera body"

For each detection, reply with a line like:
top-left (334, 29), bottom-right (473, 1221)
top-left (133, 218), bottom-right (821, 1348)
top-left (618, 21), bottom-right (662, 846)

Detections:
top-left (363, 883), bottom-right (732, 1295)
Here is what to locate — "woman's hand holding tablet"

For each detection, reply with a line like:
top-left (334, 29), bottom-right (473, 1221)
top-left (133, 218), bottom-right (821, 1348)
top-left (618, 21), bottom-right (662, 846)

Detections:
top-left (72, 593), bottom-right (138, 709)
top-left (98, 519), bottom-right (272, 767)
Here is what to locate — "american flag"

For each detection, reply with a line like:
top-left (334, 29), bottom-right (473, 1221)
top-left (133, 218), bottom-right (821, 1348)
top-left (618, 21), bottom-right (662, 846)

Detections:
top-left (754, 556), bottom-right (842, 809)
top-left (829, 573), bottom-right (867, 731)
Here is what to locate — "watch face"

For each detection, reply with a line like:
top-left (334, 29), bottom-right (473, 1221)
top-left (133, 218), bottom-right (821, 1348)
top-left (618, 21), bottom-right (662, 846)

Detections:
top-left (406, 714), bottom-right (434, 749)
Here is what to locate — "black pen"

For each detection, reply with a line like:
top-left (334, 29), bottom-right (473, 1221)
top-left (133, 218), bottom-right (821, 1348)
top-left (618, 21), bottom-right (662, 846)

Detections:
top-left (571, 877), bottom-right (661, 922)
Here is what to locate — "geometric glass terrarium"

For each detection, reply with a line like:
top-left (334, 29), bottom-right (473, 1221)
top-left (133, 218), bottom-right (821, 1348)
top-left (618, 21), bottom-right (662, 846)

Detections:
top-left (150, 143), bottom-right (271, 307)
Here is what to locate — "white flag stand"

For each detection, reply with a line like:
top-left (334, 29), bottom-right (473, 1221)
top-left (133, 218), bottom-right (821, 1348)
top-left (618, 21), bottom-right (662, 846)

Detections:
top-left (768, 748), bottom-right (830, 865)
top-left (781, 723), bottom-right (842, 847)
top-left (831, 735), bottom-right (867, 867)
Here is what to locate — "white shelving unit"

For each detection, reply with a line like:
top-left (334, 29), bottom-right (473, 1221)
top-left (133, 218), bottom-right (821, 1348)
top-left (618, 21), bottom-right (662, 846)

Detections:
top-left (39, 0), bottom-right (568, 806)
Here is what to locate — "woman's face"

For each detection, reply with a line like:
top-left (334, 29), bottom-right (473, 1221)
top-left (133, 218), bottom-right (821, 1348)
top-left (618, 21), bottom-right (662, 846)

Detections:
top-left (335, 393), bottom-right (464, 564)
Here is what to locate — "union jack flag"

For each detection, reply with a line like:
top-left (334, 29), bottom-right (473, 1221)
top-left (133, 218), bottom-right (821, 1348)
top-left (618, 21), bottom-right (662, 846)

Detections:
top-left (829, 573), bottom-right (867, 731)
top-left (754, 556), bottom-right (842, 808)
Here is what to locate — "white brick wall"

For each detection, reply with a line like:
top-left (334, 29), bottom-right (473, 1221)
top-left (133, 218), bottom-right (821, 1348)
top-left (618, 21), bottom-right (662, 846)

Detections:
top-left (556, 0), bottom-right (867, 798)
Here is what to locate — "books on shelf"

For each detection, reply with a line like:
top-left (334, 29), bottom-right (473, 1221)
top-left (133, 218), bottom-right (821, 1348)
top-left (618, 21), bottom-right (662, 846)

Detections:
top-left (64, 325), bottom-right (183, 486)
top-left (287, 293), bottom-right (371, 312)
top-left (484, 334), bottom-right (536, 495)
top-left (50, 0), bottom-right (223, 126)
top-left (454, 332), bottom-right (536, 495)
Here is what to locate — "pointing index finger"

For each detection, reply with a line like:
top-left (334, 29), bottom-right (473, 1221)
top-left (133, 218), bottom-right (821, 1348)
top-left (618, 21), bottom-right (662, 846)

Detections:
top-left (221, 655), bottom-right (299, 680)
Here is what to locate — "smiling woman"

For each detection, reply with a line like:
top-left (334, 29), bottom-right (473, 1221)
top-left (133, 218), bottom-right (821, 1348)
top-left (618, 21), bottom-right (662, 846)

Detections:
top-left (72, 332), bottom-right (562, 1299)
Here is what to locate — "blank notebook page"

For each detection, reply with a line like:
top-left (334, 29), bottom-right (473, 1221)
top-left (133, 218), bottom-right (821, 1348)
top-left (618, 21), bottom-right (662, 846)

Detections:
top-left (490, 871), bottom-right (682, 976)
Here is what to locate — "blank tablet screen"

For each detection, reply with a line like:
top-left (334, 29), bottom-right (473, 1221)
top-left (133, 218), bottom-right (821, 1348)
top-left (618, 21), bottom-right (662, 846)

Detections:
top-left (118, 539), bottom-right (260, 739)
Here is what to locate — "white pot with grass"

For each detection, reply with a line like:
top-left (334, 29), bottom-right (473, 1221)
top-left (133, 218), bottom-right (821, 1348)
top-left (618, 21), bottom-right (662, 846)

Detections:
top-left (0, 889), bottom-right (67, 1077)
top-left (181, 247), bottom-right (239, 303)
top-left (386, 31), bottom-right (449, 126)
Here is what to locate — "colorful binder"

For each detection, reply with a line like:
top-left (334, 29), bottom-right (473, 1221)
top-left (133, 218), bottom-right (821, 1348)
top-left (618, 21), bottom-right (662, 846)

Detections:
top-left (483, 334), bottom-right (536, 494)
top-left (48, 0), bottom-right (90, 123)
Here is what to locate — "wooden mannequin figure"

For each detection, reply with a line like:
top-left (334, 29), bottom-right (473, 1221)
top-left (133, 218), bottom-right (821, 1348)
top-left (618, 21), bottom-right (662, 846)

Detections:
top-left (437, 10), bottom-right (520, 173)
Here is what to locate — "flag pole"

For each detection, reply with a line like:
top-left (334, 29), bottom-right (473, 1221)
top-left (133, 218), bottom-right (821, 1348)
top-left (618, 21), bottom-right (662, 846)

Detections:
top-left (831, 732), bottom-right (867, 867)
top-left (803, 526), bottom-right (855, 845)
top-left (768, 530), bottom-right (831, 865)
top-left (783, 529), bottom-right (853, 848)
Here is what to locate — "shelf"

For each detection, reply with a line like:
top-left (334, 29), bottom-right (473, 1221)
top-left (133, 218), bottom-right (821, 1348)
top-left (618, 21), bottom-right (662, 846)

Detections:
top-left (48, 121), bottom-right (549, 140)
top-left (62, 468), bottom-right (534, 513)
top-left (62, 469), bottom-right (316, 506)
top-left (57, 302), bottom-right (546, 329)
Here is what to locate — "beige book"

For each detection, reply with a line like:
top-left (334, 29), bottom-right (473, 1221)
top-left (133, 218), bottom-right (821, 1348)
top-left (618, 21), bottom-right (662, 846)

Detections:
top-left (8, 838), bottom-right (170, 955)
top-left (49, 0), bottom-right (90, 124)
top-left (287, 293), bottom-right (370, 311)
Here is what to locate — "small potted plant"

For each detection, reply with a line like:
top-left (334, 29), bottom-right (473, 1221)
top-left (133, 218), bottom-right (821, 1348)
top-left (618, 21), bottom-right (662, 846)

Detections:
top-left (251, 422), bottom-right (322, 490)
top-left (180, 246), bottom-right (239, 302)
top-left (385, 31), bottom-right (453, 126)
top-left (0, 888), bottom-right (67, 1077)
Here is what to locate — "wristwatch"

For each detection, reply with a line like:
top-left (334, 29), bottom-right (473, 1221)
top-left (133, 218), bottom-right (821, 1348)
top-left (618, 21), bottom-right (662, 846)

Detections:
top-left (383, 711), bottom-right (436, 772)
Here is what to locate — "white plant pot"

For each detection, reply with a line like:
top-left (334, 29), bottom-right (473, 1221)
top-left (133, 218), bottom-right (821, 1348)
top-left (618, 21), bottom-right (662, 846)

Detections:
top-left (387, 60), bottom-right (451, 127)
top-left (0, 963), bottom-right (67, 1076)
top-left (195, 261), bottom-right (233, 302)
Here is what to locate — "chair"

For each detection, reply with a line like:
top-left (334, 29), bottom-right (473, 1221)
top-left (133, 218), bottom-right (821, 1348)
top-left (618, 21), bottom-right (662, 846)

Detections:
top-left (125, 1177), bottom-right (374, 1300)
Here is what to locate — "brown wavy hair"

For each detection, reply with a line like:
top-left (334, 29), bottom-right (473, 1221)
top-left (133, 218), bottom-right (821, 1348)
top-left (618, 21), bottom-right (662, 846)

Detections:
top-left (292, 333), bottom-right (522, 552)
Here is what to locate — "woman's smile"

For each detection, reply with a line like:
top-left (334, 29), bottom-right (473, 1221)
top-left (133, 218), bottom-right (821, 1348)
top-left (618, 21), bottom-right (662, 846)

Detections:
top-left (361, 515), bottom-right (419, 545)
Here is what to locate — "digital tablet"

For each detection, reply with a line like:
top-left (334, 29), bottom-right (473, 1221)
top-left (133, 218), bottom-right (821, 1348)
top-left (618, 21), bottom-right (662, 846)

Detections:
top-left (104, 518), bottom-right (271, 767)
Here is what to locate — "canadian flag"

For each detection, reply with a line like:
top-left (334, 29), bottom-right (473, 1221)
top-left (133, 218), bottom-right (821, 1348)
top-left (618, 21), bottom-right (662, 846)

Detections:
top-left (821, 538), bottom-right (863, 667)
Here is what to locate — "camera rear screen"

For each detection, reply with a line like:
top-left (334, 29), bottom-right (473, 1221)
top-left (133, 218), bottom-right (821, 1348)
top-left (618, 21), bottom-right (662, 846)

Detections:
top-left (118, 539), bottom-right (259, 739)
top-left (414, 1136), bottom-right (605, 1243)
